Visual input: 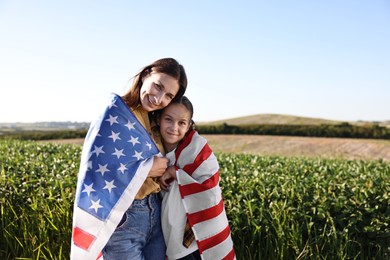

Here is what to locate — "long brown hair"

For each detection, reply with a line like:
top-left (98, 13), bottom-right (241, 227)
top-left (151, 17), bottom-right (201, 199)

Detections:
top-left (122, 58), bottom-right (188, 109)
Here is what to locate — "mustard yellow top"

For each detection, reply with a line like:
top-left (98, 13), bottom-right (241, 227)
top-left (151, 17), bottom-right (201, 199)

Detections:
top-left (131, 106), bottom-right (165, 199)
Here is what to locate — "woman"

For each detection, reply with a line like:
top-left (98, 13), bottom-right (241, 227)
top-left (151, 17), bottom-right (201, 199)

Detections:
top-left (71, 58), bottom-right (188, 260)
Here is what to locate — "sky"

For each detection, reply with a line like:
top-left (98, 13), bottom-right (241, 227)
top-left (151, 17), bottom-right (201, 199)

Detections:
top-left (0, 0), bottom-right (389, 123)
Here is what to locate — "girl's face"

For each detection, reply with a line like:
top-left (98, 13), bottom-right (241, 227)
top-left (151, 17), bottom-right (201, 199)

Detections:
top-left (158, 103), bottom-right (192, 152)
top-left (140, 71), bottom-right (180, 112)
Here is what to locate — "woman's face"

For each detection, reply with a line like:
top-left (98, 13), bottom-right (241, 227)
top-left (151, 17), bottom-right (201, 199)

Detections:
top-left (158, 103), bottom-right (191, 151)
top-left (140, 71), bottom-right (180, 112)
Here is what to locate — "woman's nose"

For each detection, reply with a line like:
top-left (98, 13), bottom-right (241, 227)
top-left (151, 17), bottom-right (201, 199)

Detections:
top-left (152, 95), bottom-right (161, 105)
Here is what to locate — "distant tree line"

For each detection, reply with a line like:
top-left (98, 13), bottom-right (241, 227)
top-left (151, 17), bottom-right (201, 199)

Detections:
top-left (196, 122), bottom-right (390, 139)
top-left (0, 123), bottom-right (389, 140)
top-left (0, 130), bottom-right (88, 141)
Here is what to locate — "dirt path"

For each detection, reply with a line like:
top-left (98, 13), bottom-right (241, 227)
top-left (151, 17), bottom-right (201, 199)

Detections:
top-left (40, 135), bottom-right (390, 162)
top-left (203, 135), bottom-right (390, 161)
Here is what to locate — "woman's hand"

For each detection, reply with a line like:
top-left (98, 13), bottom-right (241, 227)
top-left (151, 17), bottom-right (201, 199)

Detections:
top-left (148, 156), bottom-right (169, 178)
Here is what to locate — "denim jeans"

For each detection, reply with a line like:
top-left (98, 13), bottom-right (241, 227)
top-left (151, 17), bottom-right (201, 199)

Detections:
top-left (102, 193), bottom-right (166, 260)
top-left (177, 250), bottom-right (202, 260)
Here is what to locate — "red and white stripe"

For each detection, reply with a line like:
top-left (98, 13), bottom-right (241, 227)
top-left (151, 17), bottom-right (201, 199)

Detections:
top-left (175, 130), bottom-right (236, 260)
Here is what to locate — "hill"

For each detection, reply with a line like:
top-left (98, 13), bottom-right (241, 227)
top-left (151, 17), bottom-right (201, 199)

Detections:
top-left (198, 113), bottom-right (389, 127)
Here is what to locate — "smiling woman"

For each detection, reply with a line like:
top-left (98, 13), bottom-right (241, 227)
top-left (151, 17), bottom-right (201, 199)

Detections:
top-left (70, 58), bottom-right (188, 260)
top-left (139, 72), bottom-right (179, 111)
top-left (122, 58), bottom-right (187, 110)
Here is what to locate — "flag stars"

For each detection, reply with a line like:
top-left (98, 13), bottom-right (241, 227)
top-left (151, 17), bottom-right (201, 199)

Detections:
top-left (145, 142), bottom-right (152, 150)
top-left (128, 136), bottom-right (140, 146)
top-left (108, 100), bottom-right (118, 109)
top-left (89, 199), bottom-right (103, 213)
top-left (112, 148), bottom-right (125, 159)
top-left (92, 145), bottom-right (105, 157)
top-left (125, 120), bottom-right (136, 130)
top-left (106, 114), bottom-right (119, 126)
top-left (118, 163), bottom-right (127, 174)
top-left (108, 131), bottom-right (121, 142)
top-left (96, 164), bottom-right (110, 176)
top-left (103, 180), bottom-right (117, 193)
top-left (82, 183), bottom-right (96, 196)
top-left (133, 150), bottom-right (144, 160)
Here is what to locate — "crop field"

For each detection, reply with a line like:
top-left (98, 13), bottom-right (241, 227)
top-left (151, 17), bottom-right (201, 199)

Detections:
top-left (1, 139), bottom-right (389, 259)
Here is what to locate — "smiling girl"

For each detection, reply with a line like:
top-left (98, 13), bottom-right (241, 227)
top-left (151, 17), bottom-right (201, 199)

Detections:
top-left (156, 96), bottom-right (236, 260)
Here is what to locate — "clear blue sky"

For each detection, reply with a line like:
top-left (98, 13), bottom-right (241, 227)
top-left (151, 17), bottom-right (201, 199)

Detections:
top-left (1, 0), bottom-right (389, 123)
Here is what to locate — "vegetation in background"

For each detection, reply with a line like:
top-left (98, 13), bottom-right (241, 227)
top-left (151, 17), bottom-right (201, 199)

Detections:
top-left (197, 122), bottom-right (390, 139)
top-left (1, 122), bottom-right (389, 141)
top-left (0, 130), bottom-right (87, 141)
top-left (1, 140), bottom-right (389, 259)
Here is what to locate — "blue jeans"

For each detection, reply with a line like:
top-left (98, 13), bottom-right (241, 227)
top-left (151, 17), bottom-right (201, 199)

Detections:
top-left (102, 193), bottom-right (166, 260)
top-left (177, 250), bottom-right (201, 260)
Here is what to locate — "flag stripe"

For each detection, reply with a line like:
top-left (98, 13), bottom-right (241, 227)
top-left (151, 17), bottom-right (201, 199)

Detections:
top-left (182, 186), bottom-right (222, 214)
top-left (72, 227), bottom-right (96, 250)
top-left (193, 209), bottom-right (230, 241)
top-left (188, 198), bottom-right (224, 224)
top-left (182, 143), bottom-right (213, 175)
top-left (223, 248), bottom-right (236, 260)
top-left (179, 171), bottom-right (219, 197)
top-left (198, 225), bottom-right (231, 253)
top-left (201, 233), bottom-right (234, 260)
top-left (175, 130), bottom-right (196, 159)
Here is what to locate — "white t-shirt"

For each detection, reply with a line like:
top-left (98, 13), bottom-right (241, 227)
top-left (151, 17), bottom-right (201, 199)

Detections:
top-left (161, 150), bottom-right (198, 259)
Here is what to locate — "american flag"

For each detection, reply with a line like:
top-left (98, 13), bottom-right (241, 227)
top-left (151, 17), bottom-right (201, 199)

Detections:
top-left (175, 130), bottom-right (236, 260)
top-left (71, 93), bottom-right (160, 259)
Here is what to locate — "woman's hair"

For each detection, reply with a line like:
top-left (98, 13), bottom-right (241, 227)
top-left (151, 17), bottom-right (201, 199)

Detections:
top-left (122, 58), bottom-right (188, 108)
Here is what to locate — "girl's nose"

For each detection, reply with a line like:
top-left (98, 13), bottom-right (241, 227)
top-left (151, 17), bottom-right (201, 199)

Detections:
top-left (172, 123), bottom-right (179, 131)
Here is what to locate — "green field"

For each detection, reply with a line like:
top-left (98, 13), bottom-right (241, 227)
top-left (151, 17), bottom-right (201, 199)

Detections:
top-left (1, 140), bottom-right (389, 259)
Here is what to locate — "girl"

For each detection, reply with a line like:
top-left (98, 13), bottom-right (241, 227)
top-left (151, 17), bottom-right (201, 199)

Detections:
top-left (71, 58), bottom-right (188, 260)
top-left (156, 96), bottom-right (236, 260)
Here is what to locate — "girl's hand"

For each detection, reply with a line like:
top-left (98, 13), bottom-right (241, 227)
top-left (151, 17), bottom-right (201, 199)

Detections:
top-left (148, 156), bottom-right (169, 178)
top-left (158, 166), bottom-right (177, 190)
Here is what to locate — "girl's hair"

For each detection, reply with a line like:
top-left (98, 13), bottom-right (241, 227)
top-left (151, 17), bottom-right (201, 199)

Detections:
top-left (170, 96), bottom-right (195, 130)
top-left (122, 58), bottom-right (188, 109)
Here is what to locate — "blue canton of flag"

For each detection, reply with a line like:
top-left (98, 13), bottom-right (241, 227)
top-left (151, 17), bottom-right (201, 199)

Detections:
top-left (71, 93), bottom-right (160, 259)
